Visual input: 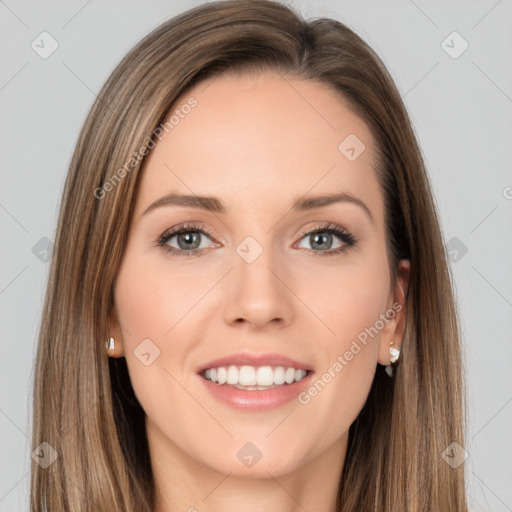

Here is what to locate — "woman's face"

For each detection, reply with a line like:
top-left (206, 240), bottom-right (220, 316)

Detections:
top-left (110, 70), bottom-right (409, 479)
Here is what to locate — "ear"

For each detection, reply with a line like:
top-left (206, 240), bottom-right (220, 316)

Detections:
top-left (107, 305), bottom-right (126, 358)
top-left (377, 259), bottom-right (410, 366)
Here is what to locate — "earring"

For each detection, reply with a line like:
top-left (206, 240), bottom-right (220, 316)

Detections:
top-left (105, 337), bottom-right (115, 353)
top-left (389, 341), bottom-right (400, 364)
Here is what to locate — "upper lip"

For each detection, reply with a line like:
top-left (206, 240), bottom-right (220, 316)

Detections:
top-left (196, 352), bottom-right (314, 374)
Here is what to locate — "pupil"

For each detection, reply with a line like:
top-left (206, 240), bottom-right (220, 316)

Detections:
top-left (178, 232), bottom-right (200, 250)
top-left (312, 233), bottom-right (331, 250)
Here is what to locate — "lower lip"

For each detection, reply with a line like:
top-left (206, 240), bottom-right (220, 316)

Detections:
top-left (196, 372), bottom-right (314, 411)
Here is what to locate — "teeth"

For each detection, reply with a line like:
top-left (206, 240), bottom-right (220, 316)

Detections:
top-left (226, 366), bottom-right (238, 385)
top-left (256, 366), bottom-right (273, 386)
top-left (239, 366), bottom-right (256, 386)
top-left (217, 367), bottom-right (227, 385)
top-left (202, 365), bottom-right (308, 387)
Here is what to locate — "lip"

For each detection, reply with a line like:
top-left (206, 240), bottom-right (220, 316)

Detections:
top-left (196, 352), bottom-right (314, 374)
top-left (196, 370), bottom-right (315, 411)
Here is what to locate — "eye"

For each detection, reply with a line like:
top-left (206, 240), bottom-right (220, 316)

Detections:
top-left (294, 222), bottom-right (357, 256)
top-left (157, 223), bottom-right (217, 258)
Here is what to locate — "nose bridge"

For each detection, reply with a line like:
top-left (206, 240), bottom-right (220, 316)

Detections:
top-left (223, 231), bottom-right (294, 328)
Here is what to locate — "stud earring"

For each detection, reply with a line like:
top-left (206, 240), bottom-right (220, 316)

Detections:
top-left (105, 337), bottom-right (115, 353)
top-left (389, 341), bottom-right (400, 364)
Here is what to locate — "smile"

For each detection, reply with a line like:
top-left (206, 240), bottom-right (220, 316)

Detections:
top-left (201, 365), bottom-right (309, 389)
top-left (197, 365), bottom-right (314, 411)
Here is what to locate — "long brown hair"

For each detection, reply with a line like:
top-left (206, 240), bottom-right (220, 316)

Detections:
top-left (30, 1), bottom-right (468, 510)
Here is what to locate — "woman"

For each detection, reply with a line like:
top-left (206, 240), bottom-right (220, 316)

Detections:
top-left (30, 1), bottom-right (468, 510)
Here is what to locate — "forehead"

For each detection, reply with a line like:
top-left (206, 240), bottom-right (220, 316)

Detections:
top-left (134, 71), bottom-right (382, 224)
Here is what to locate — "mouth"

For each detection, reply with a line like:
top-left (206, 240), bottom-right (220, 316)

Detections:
top-left (199, 364), bottom-right (312, 391)
top-left (196, 358), bottom-right (315, 411)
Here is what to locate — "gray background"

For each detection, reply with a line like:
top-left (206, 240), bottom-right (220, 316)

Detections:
top-left (1, 0), bottom-right (511, 510)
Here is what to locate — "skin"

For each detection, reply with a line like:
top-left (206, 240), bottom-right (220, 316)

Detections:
top-left (108, 70), bottom-right (410, 512)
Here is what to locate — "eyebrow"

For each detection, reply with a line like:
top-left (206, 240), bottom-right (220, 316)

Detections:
top-left (142, 192), bottom-right (374, 224)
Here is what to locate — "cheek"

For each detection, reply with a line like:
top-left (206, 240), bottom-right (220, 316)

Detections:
top-left (299, 253), bottom-right (390, 345)
top-left (295, 280), bottom-right (387, 448)
top-left (294, 253), bottom-right (390, 414)
top-left (113, 259), bottom-right (195, 436)
top-left (114, 255), bottom-right (208, 341)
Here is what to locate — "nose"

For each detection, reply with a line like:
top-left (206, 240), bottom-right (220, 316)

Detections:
top-left (222, 245), bottom-right (295, 331)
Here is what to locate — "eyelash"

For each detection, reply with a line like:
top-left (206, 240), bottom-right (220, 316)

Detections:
top-left (156, 222), bottom-right (358, 258)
